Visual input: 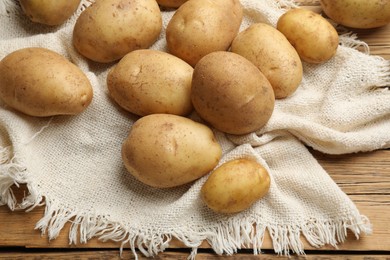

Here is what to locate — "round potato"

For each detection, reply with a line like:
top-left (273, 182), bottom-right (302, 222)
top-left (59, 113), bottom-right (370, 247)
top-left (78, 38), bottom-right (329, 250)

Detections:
top-left (277, 8), bottom-right (339, 64)
top-left (73, 0), bottom-right (162, 63)
top-left (191, 51), bottom-right (275, 135)
top-left (231, 23), bottom-right (303, 98)
top-left (0, 47), bottom-right (93, 117)
top-left (107, 49), bottom-right (193, 116)
top-left (166, 0), bottom-right (243, 66)
top-left (19, 0), bottom-right (80, 26)
top-left (320, 0), bottom-right (390, 29)
top-left (156, 0), bottom-right (188, 8)
top-left (122, 114), bottom-right (222, 188)
top-left (201, 158), bottom-right (271, 214)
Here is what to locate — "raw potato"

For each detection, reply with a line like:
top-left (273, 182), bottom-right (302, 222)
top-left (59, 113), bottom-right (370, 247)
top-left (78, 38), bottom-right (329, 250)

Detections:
top-left (191, 51), bottom-right (275, 135)
top-left (231, 23), bottom-right (303, 99)
top-left (277, 8), bottom-right (339, 64)
top-left (156, 0), bottom-right (188, 8)
top-left (201, 158), bottom-right (271, 214)
top-left (166, 0), bottom-right (243, 66)
top-left (122, 114), bottom-right (222, 188)
top-left (73, 0), bottom-right (162, 63)
top-left (19, 0), bottom-right (80, 26)
top-left (0, 47), bottom-right (93, 117)
top-left (320, 0), bottom-right (390, 29)
top-left (107, 49), bottom-right (193, 116)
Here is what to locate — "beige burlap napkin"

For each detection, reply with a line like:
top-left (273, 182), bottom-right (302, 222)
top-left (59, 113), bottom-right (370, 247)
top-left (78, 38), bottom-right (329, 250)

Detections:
top-left (1, 0), bottom-right (389, 258)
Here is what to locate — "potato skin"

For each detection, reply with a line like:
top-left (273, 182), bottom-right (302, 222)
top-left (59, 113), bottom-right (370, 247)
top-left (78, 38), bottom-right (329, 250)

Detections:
top-left (320, 0), bottom-right (390, 29)
top-left (201, 158), bottom-right (271, 214)
top-left (121, 114), bottom-right (222, 188)
top-left (231, 23), bottom-right (303, 99)
top-left (73, 0), bottom-right (162, 63)
top-left (156, 0), bottom-right (188, 8)
top-left (191, 51), bottom-right (275, 135)
top-left (19, 0), bottom-right (80, 26)
top-left (166, 0), bottom-right (243, 66)
top-left (107, 50), bottom-right (193, 116)
top-left (0, 47), bottom-right (93, 117)
top-left (277, 8), bottom-right (339, 64)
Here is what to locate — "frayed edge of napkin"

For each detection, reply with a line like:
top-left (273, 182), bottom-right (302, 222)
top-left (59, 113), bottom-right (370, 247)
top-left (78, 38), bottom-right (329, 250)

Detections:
top-left (0, 145), bottom-right (372, 259)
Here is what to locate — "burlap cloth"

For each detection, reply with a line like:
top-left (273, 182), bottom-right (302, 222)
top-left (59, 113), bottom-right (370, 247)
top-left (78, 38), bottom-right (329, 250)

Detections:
top-left (1, 0), bottom-right (390, 258)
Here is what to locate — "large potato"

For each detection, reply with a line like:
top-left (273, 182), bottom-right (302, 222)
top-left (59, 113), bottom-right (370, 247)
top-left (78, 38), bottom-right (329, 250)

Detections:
top-left (0, 47), bottom-right (93, 117)
top-left (122, 114), bottom-right (222, 188)
top-left (201, 158), bottom-right (271, 214)
top-left (191, 51), bottom-right (275, 135)
top-left (277, 8), bottom-right (339, 64)
top-left (231, 23), bottom-right (303, 99)
top-left (107, 50), bottom-right (193, 116)
top-left (166, 0), bottom-right (243, 66)
top-left (320, 0), bottom-right (390, 29)
top-left (19, 0), bottom-right (80, 26)
top-left (73, 0), bottom-right (162, 63)
top-left (156, 0), bottom-right (188, 8)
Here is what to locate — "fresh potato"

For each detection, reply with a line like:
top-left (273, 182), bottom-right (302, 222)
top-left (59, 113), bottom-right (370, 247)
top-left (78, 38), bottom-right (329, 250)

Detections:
top-left (277, 8), bottom-right (339, 64)
top-left (231, 23), bottom-right (303, 99)
top-left (156, 0), bottom-right (188, 8)
top-left (320, 0), bottom-right (390, 29)
top-left (73, 0), bottom-right (162, 63)
top-left (0, 47), bottom-right (93, 117)
top-left (107, 50), bottom-right (193, 116)
top-left (19, 0), bottom-right (80, 26)
top-left (166, 0), bottom-right (243, 66)
top-left (201, 158), bottom-right (271, 214)
top-left (191, 51), bottom-right (275, 135)
top-left (122, 114), bottom-right (222, 188)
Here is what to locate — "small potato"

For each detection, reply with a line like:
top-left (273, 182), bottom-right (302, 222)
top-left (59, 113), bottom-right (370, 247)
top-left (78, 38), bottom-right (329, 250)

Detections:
top-left (277, 8), bottom-right (339, 64)
top-left (201, 158), bottom-right (271, 214)
top-left (122, 114), bottom-right (222, 188)
top-left (0, 47), bottom-right (93, 117)
top-left (107, 50), bottom-right (193, 116)
top-left (320, 0), bottom-right (390, 29)
top-left (166, 0), bottom-right (243, 66)
top-left (231, 23), bottom-right (303, 98)
top-left (19, 0), bottom-right (80, 26)
top-left (191, 51), bottom-right (275, 135)
top-left (73, 0), bottom-right (162, 63)
top-left (156, 0), bottom-right (188, 8)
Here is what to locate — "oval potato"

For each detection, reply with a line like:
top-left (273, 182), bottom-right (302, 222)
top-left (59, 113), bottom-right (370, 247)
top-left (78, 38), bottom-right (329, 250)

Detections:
top-left (107, 50), bottom-right (193, 116)
top-left (320, 0), bottom-right (390, 29)
top-left (166, 0), bottom-right (243, 66)
top-left (0, 47), bottom-right (93, 117)
top-left (122, 114), bottom-right (222, 188)
top-left (201, 158), bottom-right (271, 214)
top-left (73, 0), bottom-right (162, 63)
top-left (19, 0), bottom-right (80, 26)
top-left (231, 23), bottom-right (303, 98)
top-left (277, 8), bottom-right (339, 64)
top-left (191, 51), bottom-right (275, 135)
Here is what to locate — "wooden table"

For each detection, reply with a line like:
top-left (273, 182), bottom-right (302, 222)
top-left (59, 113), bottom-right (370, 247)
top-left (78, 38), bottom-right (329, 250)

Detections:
top-left (1, 1), bottom-right (389, 259)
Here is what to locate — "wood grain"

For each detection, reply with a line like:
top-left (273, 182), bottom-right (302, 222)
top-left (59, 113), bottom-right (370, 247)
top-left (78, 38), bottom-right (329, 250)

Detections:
top-left (1, 0), bottom-right (390, 259)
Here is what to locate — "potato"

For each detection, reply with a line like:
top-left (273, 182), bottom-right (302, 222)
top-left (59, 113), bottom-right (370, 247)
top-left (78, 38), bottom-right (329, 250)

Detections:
top-left (0, 47), bottom-right (93, 117)
top-left (201, 158), bottom-right (271, 214)
top-left (166, 0), bottom-right (243, 66)
top-left (107, 50), bottom-right (193, 116)
top-left (191, 51), bottom-right (275, 135)
top-left (320, 0), bottom-right (390, 29)
top-left (231, 23), bottom-right (303, 99)
top-left (73, 0), bottom-right (162, 63)
top-left (19, 0), bottom-right (80, 26)
top-left (156, 0), bottom-right (188, 8)
top-left (277, 8), bottom-right (339, 64)
top-left (122, 114), bottom-right (222, 188)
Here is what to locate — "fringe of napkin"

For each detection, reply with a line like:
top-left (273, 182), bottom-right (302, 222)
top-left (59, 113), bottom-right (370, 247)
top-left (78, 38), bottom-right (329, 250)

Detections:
top-left (0, 145), bottom-right (372, 259)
